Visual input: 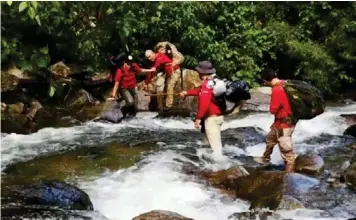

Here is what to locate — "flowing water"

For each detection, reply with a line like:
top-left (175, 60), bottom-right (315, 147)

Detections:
top-left (1, 103), bottom-right (356, 220)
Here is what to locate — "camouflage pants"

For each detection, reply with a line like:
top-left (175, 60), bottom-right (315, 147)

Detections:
top-left (165, 69), bottom-right (181, 108)
top-left (263, 126), bottom-right (295, 165)
top-left (119, 88), bottom-right (138, 115)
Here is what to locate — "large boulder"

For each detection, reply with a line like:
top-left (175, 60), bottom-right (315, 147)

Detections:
top-left (200, 166), bottom-right (249, 197)
top-left (132, 210), bottom-right (193, 220)
top-left (234, 171), bottom-right (320, 210)
top-left (344, 124), bottom-right (356, 138)
top-left (2, 180), bottom-right (93, 211)
top-left (92, 100), bottom-right (124, 123)
top-left (294, 154), bottom-right (324, 175)
top-left (49, 62), bottom-right (85, 79)
top-left (242, 86), bottom-right (271, 111)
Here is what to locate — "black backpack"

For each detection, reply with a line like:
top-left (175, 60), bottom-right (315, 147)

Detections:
top-left (283, 80), bottom-right (325, 120)
top-left (224, 80), bottom-right (251, 103)
top-left (211, 78), bottom-right (251, 113)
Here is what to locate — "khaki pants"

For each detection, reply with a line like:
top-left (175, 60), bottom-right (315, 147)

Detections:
top-left (165, 69), bottom-right (181, 108)
top-left (204, 116), bottom-right (224, 156)
top-left (263, 126), bottom-right (295, 165)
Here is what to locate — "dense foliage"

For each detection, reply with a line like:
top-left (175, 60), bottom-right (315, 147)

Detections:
top-left (1, 1), bottom-right (355, 95)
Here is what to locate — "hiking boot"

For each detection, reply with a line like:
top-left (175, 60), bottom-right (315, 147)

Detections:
top-left (254, 156), bottom-right (271, 165)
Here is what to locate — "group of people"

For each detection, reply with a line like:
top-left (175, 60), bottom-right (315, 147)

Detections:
top-left (180, 64), bottom-right (297, 172)
top-left (107, 44), bottom-right (297, 172)
top-left (107, 43), bottom-right (182, 116)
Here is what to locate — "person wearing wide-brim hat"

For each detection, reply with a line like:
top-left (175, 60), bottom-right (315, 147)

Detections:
top-left (180, 61), bottom-right (225, 160)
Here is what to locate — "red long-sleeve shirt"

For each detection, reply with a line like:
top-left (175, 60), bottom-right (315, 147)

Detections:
top-left (153, 53), bottom-right (179, 76)
top-left (186, 79), bottom-right (222, 119)
top-left (270, 80), bottom-right (293, 128)
top-left (114, 63), bottom-right (141, 89)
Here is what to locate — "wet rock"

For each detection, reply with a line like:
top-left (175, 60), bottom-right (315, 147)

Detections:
top-left (242, 86), bottom-right (271, 111)
top-left (344, 124), bottom-right (356, 138)
top-left (64, 88), bottom-right (96, 109)
top-left (228, 211), bottom-right (287, 220)
top-left (1, 71), bottom-right (21, 92)
top-left (234, 171), bottom-right (319, 210)
top-left (93, 100), bottom-right (124, 123)
top-left (1, 109), bottom-right (33, 134)
top-left (294, 154), bottom-right (324, 175)
top-left (345, 163), bottom-right (356, 189)
top-left (223, 126), bottom-right (266, 147)
top-left (3, 180), bottom-right (93, 211)
top-left (132, 210), bottom-right (194, 220)
top-left (49, 62), bottom-right (84, 79)
top-left (7, 102), bottom-right (25, 114)
top-left (1, 208), bottom-right (107, 220)
top-left (340, 114), bottom-right (356, 126)
top-left (137, 89), bottom-right (152, 111)
top-left (201, 166), bottom-right (249, 190)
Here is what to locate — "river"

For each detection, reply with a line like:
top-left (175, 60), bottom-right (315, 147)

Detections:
top-left (1, 103), bottom-right (356, 220)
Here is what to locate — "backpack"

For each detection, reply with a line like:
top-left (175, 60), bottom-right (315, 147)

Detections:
top-left (210, 77), bottom-right (251, 113)
top-left (155, 41), bottom-right (184, 65)
top-left (282, 80), bottom-right (325, 120)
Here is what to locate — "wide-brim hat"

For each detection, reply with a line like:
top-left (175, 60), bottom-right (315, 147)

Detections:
top-left (195, 61), bottom-right (216, 75)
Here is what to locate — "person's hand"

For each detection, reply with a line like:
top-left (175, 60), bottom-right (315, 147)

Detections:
top-left (180, 91), bottom-right (187, 97)
top-left (194, 119), bottom-right (201, 129)
top-left (106, 96), bottom-right (116, 101)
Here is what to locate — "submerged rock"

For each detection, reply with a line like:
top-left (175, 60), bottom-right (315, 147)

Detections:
top-left (294, 154), bottom-right (324, 175)
top-left (3, 180), bottom-right (93, 211)
top-left (228, 211), bottom-right (287, 220)
top-left (340, 114), bottom-right (356, 126)
top-left (132, 210), bottom-right (194, 220)
top-left (1, 208), bottom-right (107, 220)
top-left (234, 171), bottom-right (319, 210)
top-left (344, 124), bottom-right (356, 138)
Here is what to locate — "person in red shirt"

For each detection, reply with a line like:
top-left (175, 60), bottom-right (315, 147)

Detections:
top-left (141, 47), bottom-right (181, 111)
top-left (107, 54), bottom-right (142, 117)
top-left (255, 68), bottom-right (297, 172)
top-left (180, 61), bottom-right (225, 159)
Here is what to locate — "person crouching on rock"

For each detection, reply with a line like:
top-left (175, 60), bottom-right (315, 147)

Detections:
top-left (180, 61), bottom-right (225, 160)
top-left (107, 53), bottom-right (142, 117)
top-left (254, 68), bottom-right (298, 172)
top-left (141, 47), bottom-right (181, 112)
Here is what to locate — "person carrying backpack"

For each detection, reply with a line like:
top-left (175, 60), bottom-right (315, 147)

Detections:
top-left (141, 48), bottom-right (181, 112)
top-left (180, 61), bottom-right (225, 160)
top-left (255, 68), bottom-right (298, 172)
top-left (255, 68), bottom-right (325, 172)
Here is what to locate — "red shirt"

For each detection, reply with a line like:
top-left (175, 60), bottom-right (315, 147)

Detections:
top-left (186, 79), bottom-right (222, 119)
top-left (270, 80), bottom-right (293, 129)
top-left (114, 63), bottom-right (141, 89)
top-left (154, 53), bottom-right (179, 75)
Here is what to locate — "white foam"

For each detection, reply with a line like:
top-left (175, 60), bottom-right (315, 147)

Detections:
top-left (79, 151), bottom-right (250, 220)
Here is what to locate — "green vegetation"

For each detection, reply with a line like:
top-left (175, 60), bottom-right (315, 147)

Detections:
top-left (1, 1), bottom-right (355, 95)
